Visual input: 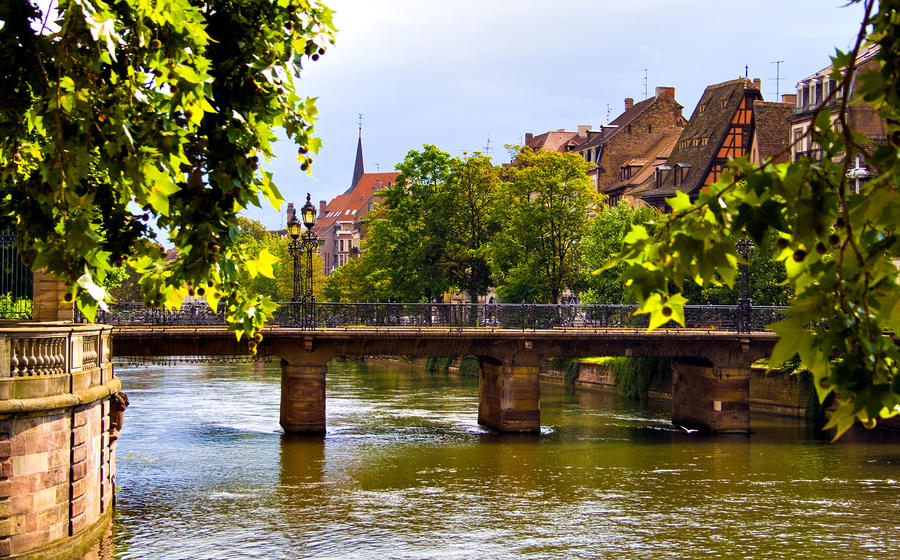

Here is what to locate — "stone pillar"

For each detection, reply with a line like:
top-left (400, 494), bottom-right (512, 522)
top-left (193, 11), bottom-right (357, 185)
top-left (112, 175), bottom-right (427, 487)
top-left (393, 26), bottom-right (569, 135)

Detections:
top-left (31, 270), bottom-right (74, 323)
top-left (477, 356), bottom-right (540, 432)
top-left (672, 359), bottom-right (751, 433)
top-left (280, 361), bottom-right (326, 433)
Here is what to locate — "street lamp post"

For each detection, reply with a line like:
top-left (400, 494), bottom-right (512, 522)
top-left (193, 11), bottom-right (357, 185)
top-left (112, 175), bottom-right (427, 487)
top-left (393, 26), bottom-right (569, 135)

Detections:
top-left (287, 193), bottom-right (318, 328)
top-left (736, 239), bottom-right (753, 333)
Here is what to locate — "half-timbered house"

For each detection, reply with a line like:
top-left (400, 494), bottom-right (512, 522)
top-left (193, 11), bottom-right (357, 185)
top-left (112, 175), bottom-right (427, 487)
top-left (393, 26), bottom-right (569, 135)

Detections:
top-left (631, 78), bottom-right (762, 209)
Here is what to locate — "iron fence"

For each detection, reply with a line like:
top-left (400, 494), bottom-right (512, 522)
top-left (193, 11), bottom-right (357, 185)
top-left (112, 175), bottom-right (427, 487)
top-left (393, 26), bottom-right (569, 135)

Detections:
top-left (94, 301), bottom-right (786, 332)
top-left (0, 232), bottom-right (32, 320)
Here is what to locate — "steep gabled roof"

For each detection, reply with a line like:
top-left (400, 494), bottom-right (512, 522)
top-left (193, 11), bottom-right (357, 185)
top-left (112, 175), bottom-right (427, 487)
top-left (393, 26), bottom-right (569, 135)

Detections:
top-left (605, 134), bottom-right (680, 195)
top-left (634, 78), bottom-right (761, 203)
top-left (526, 130), bottom-right (587, 152)
top-left (578, 95), bottom-right (680, 154)
top-left (314, 172), bottom-right (399, 236)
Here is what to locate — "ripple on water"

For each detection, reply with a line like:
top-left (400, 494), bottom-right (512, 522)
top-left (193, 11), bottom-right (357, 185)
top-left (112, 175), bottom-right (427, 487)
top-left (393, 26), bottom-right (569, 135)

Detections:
top-left (106, 360), bottom-right (900, 560)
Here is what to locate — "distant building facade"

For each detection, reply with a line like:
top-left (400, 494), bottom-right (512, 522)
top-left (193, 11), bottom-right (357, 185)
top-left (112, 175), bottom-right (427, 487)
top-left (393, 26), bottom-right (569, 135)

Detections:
top-left (631, 78), bottom-right (763, 209)
top-left (788, 45), bottom-right (886, 167)
top-left (576, 87), bottom-right (686, 203)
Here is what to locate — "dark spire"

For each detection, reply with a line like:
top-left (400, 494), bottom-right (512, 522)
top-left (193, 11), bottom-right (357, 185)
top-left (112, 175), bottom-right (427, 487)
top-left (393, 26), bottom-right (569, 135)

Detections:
top-left (347, 115), bottom-right (364, 193)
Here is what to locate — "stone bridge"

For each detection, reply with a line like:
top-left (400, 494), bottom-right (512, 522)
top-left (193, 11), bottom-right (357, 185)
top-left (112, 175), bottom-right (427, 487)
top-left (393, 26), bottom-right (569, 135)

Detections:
top-left (111, 326), bottom-right (779, 434)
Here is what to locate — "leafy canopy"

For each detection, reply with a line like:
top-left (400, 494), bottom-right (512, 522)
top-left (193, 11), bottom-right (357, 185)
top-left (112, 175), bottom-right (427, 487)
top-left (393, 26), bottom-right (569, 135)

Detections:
top-left (0, 0), bottom-right (335, 339)
top-left (490, 146), bottom-right (601, 303)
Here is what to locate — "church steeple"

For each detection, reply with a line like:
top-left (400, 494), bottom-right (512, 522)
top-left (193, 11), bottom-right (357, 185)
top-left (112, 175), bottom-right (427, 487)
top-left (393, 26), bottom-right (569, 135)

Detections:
top-left (348, 114), bottom-right (365, 193)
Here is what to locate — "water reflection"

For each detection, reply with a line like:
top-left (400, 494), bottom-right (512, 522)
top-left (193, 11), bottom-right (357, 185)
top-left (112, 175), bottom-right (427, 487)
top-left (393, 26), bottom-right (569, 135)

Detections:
top-left (88, 359), bottom-right (900, 559)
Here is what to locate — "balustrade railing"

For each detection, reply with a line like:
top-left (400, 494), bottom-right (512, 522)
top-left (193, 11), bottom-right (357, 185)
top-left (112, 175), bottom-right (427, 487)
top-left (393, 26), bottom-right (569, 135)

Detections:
top-left (94, 302), bottom-right (786, 333)
top-left (2, 326), bottom-right (112, 378)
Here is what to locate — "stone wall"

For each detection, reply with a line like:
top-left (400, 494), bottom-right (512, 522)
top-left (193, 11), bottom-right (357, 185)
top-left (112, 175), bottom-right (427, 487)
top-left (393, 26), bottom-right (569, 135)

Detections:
top-left (562, 360), bottom-right (808, 419)
top-left (0, 325), bottom-right (120, 560)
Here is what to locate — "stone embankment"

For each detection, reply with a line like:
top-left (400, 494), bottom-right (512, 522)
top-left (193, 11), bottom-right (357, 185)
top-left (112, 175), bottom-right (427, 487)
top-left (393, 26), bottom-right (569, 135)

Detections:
top-left (0, 324), bottom-right (124, 560)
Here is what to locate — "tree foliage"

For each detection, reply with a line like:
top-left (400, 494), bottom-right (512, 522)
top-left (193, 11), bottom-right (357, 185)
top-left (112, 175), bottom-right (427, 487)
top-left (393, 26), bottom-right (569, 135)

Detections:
top-left (442, 153), bottom-right (501, 302)
top-left (363, 145), bottom-right (453, 301)
top-left (581, 200), bottom-right (662, 304)
top-left (489, 146), bottom-right (601, 303)
top-left (0, 0), bottom-right (335, 339)
top-left (610, 0), bottom-right (900, 437)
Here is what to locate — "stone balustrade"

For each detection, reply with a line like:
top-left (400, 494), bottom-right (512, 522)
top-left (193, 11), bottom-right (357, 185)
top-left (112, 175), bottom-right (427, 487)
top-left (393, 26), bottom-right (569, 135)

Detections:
top-left (0, 324), bottom-right (121, 560)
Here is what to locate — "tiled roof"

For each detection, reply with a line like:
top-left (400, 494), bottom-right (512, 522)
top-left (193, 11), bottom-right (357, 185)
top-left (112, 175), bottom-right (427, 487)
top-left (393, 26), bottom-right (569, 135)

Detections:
top-left (313, 171), bottom-right (399, 236)
top-left (752, 100), bottom-right (792, 165)
top-left (633, 78), bottom-right (761, 202)
top-left (578, 97), bottom-right (663, 153)
top-left (526, 130), bottom-right (587, 152)
top-left (605, 134), bottom-right (679, 195)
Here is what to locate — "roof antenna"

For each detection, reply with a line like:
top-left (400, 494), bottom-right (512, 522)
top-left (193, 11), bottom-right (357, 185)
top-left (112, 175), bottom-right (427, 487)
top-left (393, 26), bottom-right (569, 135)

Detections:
top-left (605, 104), bottom-right (611, 125)
top-left (770, 60), bottom-right (784, 99)
top-left (376, 163), bottom-right (380, 172)
top-left (642, 68), bottom-right (648, 99)
top-left (358, 113), bottom-right (363, 136)
top-left (745, 65), bottom-right (749, 78)
top-left (483, 134), bottom-right (493, 157)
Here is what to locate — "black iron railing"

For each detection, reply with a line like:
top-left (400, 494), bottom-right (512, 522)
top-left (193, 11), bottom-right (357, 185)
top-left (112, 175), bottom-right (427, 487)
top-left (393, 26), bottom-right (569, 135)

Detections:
top-left (94, 302), bottom-right (786, 332)
top-left (0, 232), bottom-right (33, 320)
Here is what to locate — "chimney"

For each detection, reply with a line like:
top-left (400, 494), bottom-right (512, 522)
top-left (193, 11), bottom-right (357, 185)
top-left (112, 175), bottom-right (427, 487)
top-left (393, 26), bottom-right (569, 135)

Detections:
top-left (577, 124), bottom-right (591, 138)
top-left (319, 200), bottom-right (326, 215)
top-left (655, 86), bottom-right (675, 99)
top-left (625, 98), bottom-right (634, 110)
top-left (752, 78), bottom-right (762, 91)
top-left (525, 132), bottom-right (533, 145)
top-left (286, 202), bottom-right (296, 222)
top-left (781, 93), bottom-right (797, 105)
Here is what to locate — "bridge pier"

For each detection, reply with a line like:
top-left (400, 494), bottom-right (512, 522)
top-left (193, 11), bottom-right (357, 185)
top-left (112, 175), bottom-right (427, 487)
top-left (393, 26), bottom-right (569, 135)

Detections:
top-left (280, 361), bottom-right (326, 433)
top-left (671, 359), bottom-right (751, 433)
top-left (477, 355), bottom-right (540, 432)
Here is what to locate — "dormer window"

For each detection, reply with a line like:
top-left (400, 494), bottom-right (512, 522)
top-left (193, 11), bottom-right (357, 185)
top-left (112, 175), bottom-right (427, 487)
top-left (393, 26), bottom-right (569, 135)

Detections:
top-left (655, 165), bottom-right (671, 189)
top-left (698, 102), bottom-right (707, 114)
top-left (674, 163), bottom-right (692, 188)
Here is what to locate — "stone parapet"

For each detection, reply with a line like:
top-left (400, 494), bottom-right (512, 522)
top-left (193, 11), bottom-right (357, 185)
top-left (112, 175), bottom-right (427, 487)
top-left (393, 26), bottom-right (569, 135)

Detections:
top-left (0, 324), bottom-right (120, 560)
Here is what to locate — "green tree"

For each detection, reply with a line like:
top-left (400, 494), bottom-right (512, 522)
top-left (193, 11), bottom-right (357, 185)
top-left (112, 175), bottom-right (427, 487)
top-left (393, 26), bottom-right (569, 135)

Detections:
top-left (443, 153), bottom-right (501, 303)
top-left (364, 145), bottom-right (453, 301)
top-left (235, 217), bottom-right (326, 302)
top-left (0, 0), bottom-right (335, 340)
top-left (611, 0), bottom-right (900, 436)
top-left (489, 147), bottom-right (601, 303)
top-left (581, 200), bottom-right (661, 304)
top-left (685, 233), bottom-right (790, 306)
top-left (321, 254), bottom-right (387, 302)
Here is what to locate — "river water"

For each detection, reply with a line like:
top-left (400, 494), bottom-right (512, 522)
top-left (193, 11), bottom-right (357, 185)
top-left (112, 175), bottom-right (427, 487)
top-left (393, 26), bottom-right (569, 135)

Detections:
top-left (87, 359), bottom-right (898, 559)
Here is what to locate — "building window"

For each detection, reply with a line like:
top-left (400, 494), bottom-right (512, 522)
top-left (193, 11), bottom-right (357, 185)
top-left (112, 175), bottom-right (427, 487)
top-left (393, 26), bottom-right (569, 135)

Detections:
top-left (674, 164), bottom-right (691, 188)
top-left (655, 165), bottom-right (671, 189)
top-left (627, 124), bottom-right (632, 134)
top-left (698, 102), bottom-right (707, 114)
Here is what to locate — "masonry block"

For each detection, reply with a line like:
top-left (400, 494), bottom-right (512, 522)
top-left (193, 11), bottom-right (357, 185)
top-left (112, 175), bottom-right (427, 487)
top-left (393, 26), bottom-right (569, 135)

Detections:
top-left (672, 360), bottom-right (751, 433)
top-left (478, 359), bottom-right (540, 432)
top-left (280, 363), bottom-right (327, 433)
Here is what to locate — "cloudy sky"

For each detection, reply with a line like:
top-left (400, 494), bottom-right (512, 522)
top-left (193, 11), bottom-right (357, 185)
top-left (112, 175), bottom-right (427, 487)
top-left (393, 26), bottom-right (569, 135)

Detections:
top-left (248, 0), bottom-right (868, 230)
